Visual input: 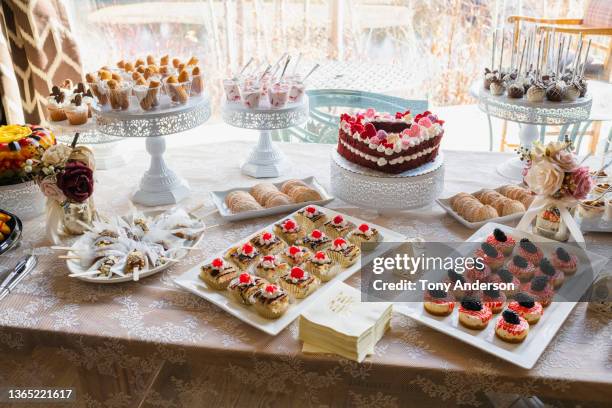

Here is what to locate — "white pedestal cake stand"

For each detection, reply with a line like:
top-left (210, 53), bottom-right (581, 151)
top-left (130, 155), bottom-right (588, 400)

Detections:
top-left (49, 120), bottom-right (128, 170)
top-left (330, 150), bottom-right (445, 213)
top-left (222, 97), bottom-right (309, 178)
top-left (94, 96), bottom-right (211, 206)
top-left (472, 82), bottom-right (592, 181)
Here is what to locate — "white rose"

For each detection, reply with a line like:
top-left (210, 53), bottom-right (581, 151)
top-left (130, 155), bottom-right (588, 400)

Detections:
top-left (41, 144), bottom-right (72, 167)
top-left (524, 160), bottom-right (564, 196)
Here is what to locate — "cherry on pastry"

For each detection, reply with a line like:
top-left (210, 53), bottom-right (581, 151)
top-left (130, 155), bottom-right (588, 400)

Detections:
top-left (212, 258), bottom-right (224, 268)
top-left (290, 267), bottom-right (305, 279)
top-left (288, 246), bottom-right (301, 256)
top-left (239, 273), bottom-right (251, 284)
top-left (358, 224), bottom-right (369, 233)
top-left (311, 230), bottom-right (323, 239)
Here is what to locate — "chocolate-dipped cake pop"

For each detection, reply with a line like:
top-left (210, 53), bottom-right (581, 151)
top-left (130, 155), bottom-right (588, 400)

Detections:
top-left (484, 68), bottom-right (495, 90)
top-left (507, 82), bottom-right (525, 99)
top-left (564, 81), bottom-right (581, 101)
top-left (526, 82), bottom-right (545, 102)
top-left (546, 81), bottom-right (566, 102)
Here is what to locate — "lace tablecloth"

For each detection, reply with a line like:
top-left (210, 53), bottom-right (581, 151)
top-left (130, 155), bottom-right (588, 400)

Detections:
top-left (1, 141), bottom-right (610, 407)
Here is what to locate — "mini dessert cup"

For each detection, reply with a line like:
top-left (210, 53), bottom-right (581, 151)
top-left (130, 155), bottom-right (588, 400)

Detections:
top-left (106, 81), bottom-right (132, 111)
top-left (164, 79), bottom-right (192, 105)
top-left (87, 81), bottom-right (109, 106)
top-left (134, 84), bottom-right (161, 111)
top-left (288, 81), bottom-right (305, 103)
top-left (269, 83), bottom-right (289, 108)
top-left (64, 104), bottom-right (89, 125)
top-left (242, 85), bottom-right (262, 109)
top-left (191, 74), bottom-right (204, 96)
top-left (47, 105), bottom-right (67, 122)
top-left (223, 79), bottom-right (241, 102)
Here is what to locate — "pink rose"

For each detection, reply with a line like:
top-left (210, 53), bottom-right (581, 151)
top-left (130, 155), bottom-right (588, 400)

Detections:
top-left (568, 166), bottom-right (593, 200)
top-left (408, 124), bottom-right (421, 137)
top-left (39, 176), bottom-right (66, 203)
top-left (417, 117), bottom-right (432, 128)
top-left (549, 149), bottom-right (578, 172)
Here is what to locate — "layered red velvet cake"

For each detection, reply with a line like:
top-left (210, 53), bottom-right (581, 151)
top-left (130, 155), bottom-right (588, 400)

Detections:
top-left (337, 109), bottom-right (444, 174)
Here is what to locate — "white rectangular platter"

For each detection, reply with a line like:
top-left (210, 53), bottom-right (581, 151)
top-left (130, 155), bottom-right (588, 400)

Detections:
top-left (210, 176), bottom-right (334, 222)
top-left (436, 197), bottom-right (524, 229)
top-left (174, 205), bottom-right (405, 335)
top-left (395, 222), bottom-right (608, 369)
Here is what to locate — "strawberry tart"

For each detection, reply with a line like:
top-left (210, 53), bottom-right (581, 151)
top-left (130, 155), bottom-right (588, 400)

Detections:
top-left (337, 109), bottom-right (444, 174)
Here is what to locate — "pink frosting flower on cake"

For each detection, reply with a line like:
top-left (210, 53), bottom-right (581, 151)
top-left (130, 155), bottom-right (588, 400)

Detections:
top-left (364, 108), bottom-right (376, 118)
top-left (417, 117), bottom-right (432, 128)
top-left (375, 130), bottom-right (387, 140)
top-left (370, 136), bottom-right (381, 145)
top-left (408, 124), bottom-right (421, 137)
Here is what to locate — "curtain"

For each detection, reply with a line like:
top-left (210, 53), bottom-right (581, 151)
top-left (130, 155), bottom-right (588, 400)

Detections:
top-left (0, 0), bottom-right (82, 124)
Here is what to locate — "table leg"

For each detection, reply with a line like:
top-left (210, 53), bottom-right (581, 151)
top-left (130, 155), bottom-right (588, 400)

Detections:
top-left (132, 136), bottom-right (190, 206)
top-left (241, 129), bottom-right (287, 178)
top-left (496, 123), bottom-right (539, 180)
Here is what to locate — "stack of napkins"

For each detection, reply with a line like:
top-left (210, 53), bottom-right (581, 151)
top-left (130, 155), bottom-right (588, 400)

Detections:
top-left (299, 282), bottom-right (392, 362)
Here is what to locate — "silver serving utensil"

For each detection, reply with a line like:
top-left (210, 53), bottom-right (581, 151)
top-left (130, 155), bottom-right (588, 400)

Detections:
top-left (0, 254), bottom-right (37, 301)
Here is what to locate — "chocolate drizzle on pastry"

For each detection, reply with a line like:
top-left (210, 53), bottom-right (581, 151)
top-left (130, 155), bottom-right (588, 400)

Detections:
top-left (493, 228), bottom-right (507, 242)
top-left (519, 238), bottom-right (537, 254)
top-left (502, 309), bottom-right (521, 325)
top-left (513, 255), bottom-right (528, 268)
top-left (531, 276), bottom-right (549, 291)
top-left (461, 297), bottom-right (483, 311)
top-left (556, 247), bottom-right (571, 262)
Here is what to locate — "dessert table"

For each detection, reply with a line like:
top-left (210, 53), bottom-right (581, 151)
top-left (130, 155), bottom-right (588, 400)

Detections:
top-left (0, 140), bottom-right (610, 407)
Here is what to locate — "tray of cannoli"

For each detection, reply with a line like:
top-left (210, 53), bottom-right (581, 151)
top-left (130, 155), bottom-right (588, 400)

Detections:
top-left (394, 223), bottom-right (608, 369)
top-left (63, 208), bottom-right (205, 283)
top-left (0, 210), bottom-right (22, 256)
top-left (210, 177), bottom-right (334, 221)
top-left (173, 205), bottom-right (405, 335)
top-left (437, 184), bottom-right (535, 229)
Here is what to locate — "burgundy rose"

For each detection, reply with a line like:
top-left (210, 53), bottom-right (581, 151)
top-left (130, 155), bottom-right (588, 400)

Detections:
top-left (56, 161), bottom-right (94, 203)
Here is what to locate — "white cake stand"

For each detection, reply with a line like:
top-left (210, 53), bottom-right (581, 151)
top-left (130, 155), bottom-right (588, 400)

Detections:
top-left (472, 82), bottom-right (592, 181)
top-left (330, 150), bottom-right (445, 212)
top-left (49, 120), bottom-right (128, 170)
top-left (94, 95), bottom-right (211, 206)
top-left (222, 97), bottom-right (309, 178)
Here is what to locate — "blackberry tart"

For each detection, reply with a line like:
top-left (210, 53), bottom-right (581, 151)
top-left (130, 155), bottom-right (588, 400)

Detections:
top-left (458, 297), bottom-right (492, 330)
top-left (495, 309), bottom-right (529, 343)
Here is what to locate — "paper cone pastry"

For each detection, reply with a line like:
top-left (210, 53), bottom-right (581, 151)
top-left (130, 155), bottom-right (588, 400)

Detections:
top-left (137, 80), bottom-right (160, 111)
top-left (85, 73), bottom-right (108, 105)
top-left (191, 66), bottom-right (204, 95)
top-left (166, 72), bottom-right (190, 104)
top-left (107, 79), bottom-right (130, 110)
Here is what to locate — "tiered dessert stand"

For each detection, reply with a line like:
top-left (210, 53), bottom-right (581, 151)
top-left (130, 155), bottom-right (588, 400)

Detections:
top-left (48, 120), bottom-right (127, 170)
top-left (94, 95), bottom-right (211, 206)
top-left (330, 150), bottom-right (445, 212)
top-left (472, 82), bottom-right (592, 180)
top-left (222, 97), bottom-right (309, 178)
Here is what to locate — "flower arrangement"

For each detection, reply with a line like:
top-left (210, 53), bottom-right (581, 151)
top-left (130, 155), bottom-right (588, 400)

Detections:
top-left (519, 139), bottom-right (593, 201)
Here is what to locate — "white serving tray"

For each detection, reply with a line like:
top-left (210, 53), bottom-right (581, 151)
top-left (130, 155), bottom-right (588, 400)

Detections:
top-left (66, 210), bottom-right (205, 283)
top-left (436, 193), bottom-right (525, 229)
top-left (173, 205), bottom-right (406, 335)
top-left (395, 222), bottom-right (608, 369)
top-left (210, 176), bottom-right (334, 222)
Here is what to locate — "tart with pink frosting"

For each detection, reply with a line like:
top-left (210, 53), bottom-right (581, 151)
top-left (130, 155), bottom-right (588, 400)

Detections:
top-left (295, 206), bottom-right (328, 230)
top-left (551, 247), bottom-right (578, 275)
top-left (228, 272), bottom-right (267, 305)
top-left (445, 269), bottom-right (468, 300)
top-left (250, 231), bottom-right (286, 255)
top-left (495, 309), bottom-right (529, 343)
top-left (517, 238), bottom-right (544, 265)
top-left (255, 254), bottom-right (289, 283)
top-left (522, 276), bottom-right (554, 307)
top-left (199, 257), bottom-right (239, 290)
top-left (508, 255), bottom-right (536, 282)
top-left (323, 215), bottom-right (355, 239)
top-left (279, 266), bottom-right (320, 299)
top-left (485, 228), bottom-right (516, 256)
top-left (296, 229), bottom-right (332, 252)
top-left (225, 242), bottom-right (261, 270)
top-left (534, 258), bottom-right (565, 289)
top-left (474, 242), bottom-right (505, 270)
top-left (423, 289), bottom-right (455, 316)
top-left (458, 297), bottom-right (492, 330)
top-left (482, 288), bottom-right (506, 314)
top-left (304, 251), bottom-right (336, 282)
top-left (282, 245), bottom-right (311, 266)
top-left (273, 218), bottom-right (305, 245)
top-left (327, 237), bottom-right (360, 267)
top-left (489, 268), bottom-right (520, 297)
top-left (508, 292), bottom-right (543, 325)
top-left (465, 261), bottom-right (492, 282)
top-left (348, 223), bottom-right (380, 249)
top-left (253, 284), bottom-right (290, 319)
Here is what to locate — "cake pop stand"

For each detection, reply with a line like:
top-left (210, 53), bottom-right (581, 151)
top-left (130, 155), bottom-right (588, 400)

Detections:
top-left (222, 97), bottom-right (309, 178)
top-left (330, 150), bottom-right (445, 213)
top-left (472, 82), bottom-right (592, 181)
top-left (94, 95), bottom-right (211, 206)
top-left (48, 120), bottom-right (127, 170)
